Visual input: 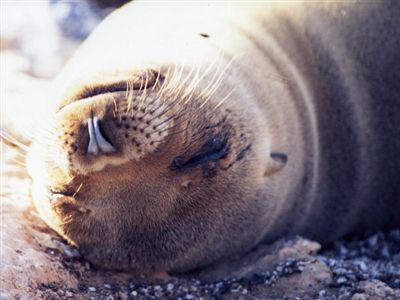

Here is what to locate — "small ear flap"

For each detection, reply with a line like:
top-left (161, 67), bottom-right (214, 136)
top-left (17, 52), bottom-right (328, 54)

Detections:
top-left (264, 152), bottom-right (288, 176)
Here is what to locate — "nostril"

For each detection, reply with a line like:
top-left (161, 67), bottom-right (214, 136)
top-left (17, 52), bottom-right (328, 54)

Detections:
top-left (93, 117), bottom-right (115, 152)
top-left (87, 116), bottom-right (115, 155)
top-left (88, 117), bottom-right (99, 155)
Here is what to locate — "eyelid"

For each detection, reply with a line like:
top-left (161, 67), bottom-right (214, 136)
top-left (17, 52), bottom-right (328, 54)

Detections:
top-left (49, 189), bottom-right (76, 197)
top-left (170, 137), bottom-right (229, 170)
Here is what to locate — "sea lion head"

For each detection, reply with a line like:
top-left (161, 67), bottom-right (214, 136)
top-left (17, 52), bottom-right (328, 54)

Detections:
top-left (27, 3), bottom-right (287, 275)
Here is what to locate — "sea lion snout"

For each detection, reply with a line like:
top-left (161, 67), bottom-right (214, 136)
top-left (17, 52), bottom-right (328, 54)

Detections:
top-left (54, 87), bottom-right (170, 175)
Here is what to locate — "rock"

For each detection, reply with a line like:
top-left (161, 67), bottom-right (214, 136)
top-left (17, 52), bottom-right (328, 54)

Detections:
top-left (278, 238), bottom-right (321, 259)
top-left (0, 149), bottom-right (79, 299)
top-left (355, 280), bottom-right (400, 299)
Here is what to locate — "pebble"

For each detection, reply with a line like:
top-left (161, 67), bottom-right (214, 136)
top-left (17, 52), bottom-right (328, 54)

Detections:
top-left (368, 234), bottom-right (378, 247)
top-left (355, 260), bottom-right (368, 272)
top-left (351, 293), bottom-right (368, 300)
top-left (381, 245), bottom-right (390, 258)
top-left (117, 292), bottom-right (129, 300)
top-left (65, 291), bottom-right (73, 298)
top-left (337, 277), bottom-right (347, 284)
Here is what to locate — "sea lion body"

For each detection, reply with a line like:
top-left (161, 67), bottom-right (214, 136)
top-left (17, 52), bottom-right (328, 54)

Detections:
top-left (28, 1), bottom-right (400, 274)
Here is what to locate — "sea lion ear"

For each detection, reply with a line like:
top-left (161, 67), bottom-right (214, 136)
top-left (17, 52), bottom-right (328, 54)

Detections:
top-left (264, 152), bottom-right (288, 176)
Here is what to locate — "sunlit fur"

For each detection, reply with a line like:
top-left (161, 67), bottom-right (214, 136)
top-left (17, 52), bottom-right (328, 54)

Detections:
top-left (10, 1), bottom-right (400, 275)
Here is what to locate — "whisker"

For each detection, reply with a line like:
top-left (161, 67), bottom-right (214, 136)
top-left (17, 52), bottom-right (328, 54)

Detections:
top-left (8, 157), bottom-right (28, 168)
top-left (214, 88), bottom-right (235, 109)
top-left (150, 105), bottom-right (193, 132)
top-left (0, 129), bottom-right (30, 152)
top-left (199, 54), bottom-right (241, 108)
top-left (137, 70), bottom-right (150, 111)
top-left (73, 183), bottom-right (83, 197)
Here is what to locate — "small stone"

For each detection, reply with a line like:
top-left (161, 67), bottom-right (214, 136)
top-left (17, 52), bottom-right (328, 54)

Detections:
top-left (65, 291), bottom-right (73, 298)
top-left (104, 284), bottom-right (111, 289)
top-left (167, 283), bottom-right (174, 291)
top-left (192, 280), bottom-right (201, 285)
top-left (155, 291), bottom-right (163, 298)
top-left (334, 268), bottom-right (348, 275)
top-left (339, 245), bottom-right (348, 255)
top-left (328, 259), bottom-right (336, 267)
top-left (131, 290), bottom-right (138, 296)
top-left (88, 287), bottom-right (96, 292)
top-left (230, 283), bottom-right (240, 293)
top-left (118, 292), bottom-right (129, 300)
top-left (337, 277), bottom-right (347, 284)
top-left (355, 260), bottom-right (368, 272)
top-left (381, 245), bottom-right (390, 258)
top-left (368, 234), bottom-right (378, 247)
top-left (190, 286), bottom-right (198, 292)
top-left (351, 293), bottom-right (368, 300)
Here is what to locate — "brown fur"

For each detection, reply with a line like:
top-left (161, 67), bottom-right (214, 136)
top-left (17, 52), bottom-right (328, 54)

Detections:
top-left (27, 1), bottom-right (400, 275)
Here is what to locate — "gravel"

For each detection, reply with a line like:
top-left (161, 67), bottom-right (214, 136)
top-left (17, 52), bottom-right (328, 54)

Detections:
top-left (30, 230), bottom-right (400, 299)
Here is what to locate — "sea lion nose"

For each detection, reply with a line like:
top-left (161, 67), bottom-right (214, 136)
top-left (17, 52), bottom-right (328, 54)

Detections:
top-left (87, 116), bottom-right (115, 155)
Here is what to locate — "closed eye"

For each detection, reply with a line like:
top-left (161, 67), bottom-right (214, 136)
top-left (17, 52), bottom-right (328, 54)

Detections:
top-left (171, 138), bottom-right (229, 170)
top-left (49, 188), bottom-right (76, 197)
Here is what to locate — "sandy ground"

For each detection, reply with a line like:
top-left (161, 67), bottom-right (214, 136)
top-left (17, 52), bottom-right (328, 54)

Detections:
top-left (1, 2), bottom-right (399, 299)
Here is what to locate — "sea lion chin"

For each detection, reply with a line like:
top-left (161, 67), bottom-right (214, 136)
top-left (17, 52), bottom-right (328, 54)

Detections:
top-left (27, 1), bottom-right (400, 275)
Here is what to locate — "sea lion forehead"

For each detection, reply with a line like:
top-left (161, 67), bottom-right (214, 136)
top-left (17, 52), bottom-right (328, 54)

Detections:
top-left (52, 3), bottom-right (258, 94)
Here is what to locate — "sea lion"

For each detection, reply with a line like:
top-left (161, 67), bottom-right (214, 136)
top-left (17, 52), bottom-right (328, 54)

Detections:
top-left (26, 1), bottom-right (400, 275)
